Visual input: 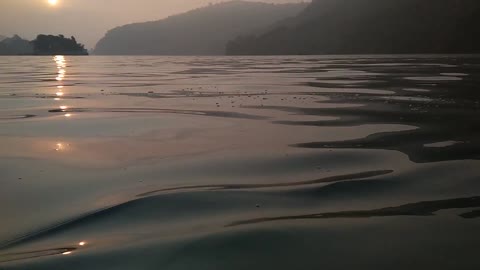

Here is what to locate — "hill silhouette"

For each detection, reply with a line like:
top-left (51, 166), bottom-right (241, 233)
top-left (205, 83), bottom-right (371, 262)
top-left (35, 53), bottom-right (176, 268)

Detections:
top-left (94, 1), bottom-right (307, 55)
top-left (0, 35), bottom-right (33, 55)
top-left (227, 0), bottom-right (480, 55)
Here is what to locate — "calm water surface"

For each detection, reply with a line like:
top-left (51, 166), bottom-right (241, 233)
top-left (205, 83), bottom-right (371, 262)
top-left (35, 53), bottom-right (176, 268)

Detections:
top-left (0, 55), bottom-right (479, 269)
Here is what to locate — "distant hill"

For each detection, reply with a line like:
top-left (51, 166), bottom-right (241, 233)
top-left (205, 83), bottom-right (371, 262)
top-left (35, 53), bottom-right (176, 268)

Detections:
top-left (0, 34), bottom-right (88, 55)
top-left (227, 0), bottom-right (480, 55)
top-left (0, 35), bottom-right (6, 42)
top-left (94, 1), bottom-right (307, 55)
top-left (0, 35), bottom-right (33, 55)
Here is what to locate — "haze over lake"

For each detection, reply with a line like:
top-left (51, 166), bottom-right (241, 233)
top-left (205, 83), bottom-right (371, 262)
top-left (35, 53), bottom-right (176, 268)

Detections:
top-left (0, 55), bottom-right (479, 269)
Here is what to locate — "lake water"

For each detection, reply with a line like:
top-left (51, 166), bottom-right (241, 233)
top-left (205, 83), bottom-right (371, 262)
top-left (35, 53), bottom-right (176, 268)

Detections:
top-left (0, 55), bottom-right (479, 269)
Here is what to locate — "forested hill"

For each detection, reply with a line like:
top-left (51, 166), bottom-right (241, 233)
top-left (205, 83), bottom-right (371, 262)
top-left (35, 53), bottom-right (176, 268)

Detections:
top-left (32, 35), bottom-right (88, 55)
top-left (0, 35), bottom-right (88, 55)
top-left (0, 35), bottom-right (33, 55)
top-left (226, 0), bottom-right (480, 55)
top-left (94, 1), bottom-right (308, 55)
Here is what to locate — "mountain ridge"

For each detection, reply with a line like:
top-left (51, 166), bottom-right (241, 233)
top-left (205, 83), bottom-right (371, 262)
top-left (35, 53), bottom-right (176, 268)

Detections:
top-left (94, 1), bottom-right (308, 55)
top-left (226, 0), bottom-right (480, 55)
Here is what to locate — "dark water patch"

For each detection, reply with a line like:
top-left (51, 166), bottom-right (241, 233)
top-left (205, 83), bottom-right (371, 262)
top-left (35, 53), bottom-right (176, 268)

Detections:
top-left (293, 129), bottom-right (480, 163)
top-left (137, 170), bottom-right (393, 197)
top-left (228, 196), bottom-right (480, 227)
top-left (256, 69), bottom-right (480, 163)
top-left (460, 209), bottom-right (480, 219)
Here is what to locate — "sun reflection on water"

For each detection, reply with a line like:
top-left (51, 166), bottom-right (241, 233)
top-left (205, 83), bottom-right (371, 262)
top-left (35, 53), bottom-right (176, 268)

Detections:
top-left (54, 142), bottom-right (75, 153)
top-left (54, 55), bottom-right (66, 67)
top-left (52, 55), bottom-right (73, 120)
top-left (55, 143), bottom-right (64, 151)
top-left (53, 55), bottom-right (66, 99)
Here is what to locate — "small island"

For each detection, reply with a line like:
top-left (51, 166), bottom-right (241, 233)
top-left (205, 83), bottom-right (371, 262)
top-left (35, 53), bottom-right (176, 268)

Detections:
top-left (0, 34), bottom-right (88, 55)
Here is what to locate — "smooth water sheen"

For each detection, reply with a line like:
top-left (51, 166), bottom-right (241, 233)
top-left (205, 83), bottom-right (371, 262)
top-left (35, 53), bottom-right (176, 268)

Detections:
top-left (0, 55), bottom-right (479, 270)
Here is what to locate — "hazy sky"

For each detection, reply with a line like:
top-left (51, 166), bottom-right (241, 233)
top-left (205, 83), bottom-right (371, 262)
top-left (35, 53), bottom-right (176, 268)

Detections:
top-left (0, 0), bottom-right (305, 48)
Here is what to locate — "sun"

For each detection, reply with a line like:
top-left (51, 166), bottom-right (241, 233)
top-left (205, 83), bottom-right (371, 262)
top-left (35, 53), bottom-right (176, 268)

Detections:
top-left (48, 0), bottom-right (58, 6)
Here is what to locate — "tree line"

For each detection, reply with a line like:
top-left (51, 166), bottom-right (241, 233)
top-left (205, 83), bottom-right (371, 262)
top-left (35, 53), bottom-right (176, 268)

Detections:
top-left (0, 34), bottom-right (88, 55)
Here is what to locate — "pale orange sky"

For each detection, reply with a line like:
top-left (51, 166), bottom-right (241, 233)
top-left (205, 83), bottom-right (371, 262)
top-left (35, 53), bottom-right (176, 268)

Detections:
top-left (0, 0), bottom-right (307, 48)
